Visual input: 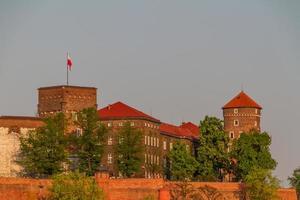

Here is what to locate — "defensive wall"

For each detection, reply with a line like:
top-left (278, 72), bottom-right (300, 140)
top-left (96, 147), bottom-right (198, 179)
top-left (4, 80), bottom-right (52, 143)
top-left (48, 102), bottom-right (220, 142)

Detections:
top-left (0, 174), bottom-right (296, 200)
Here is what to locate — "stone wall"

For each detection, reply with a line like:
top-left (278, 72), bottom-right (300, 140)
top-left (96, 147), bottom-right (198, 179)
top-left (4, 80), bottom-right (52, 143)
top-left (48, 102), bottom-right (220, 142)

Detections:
top-left (0, 117), bottom-right (43, 177)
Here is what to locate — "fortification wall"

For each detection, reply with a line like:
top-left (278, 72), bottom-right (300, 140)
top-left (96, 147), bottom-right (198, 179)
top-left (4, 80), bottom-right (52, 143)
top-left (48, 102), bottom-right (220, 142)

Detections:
top-left (0, 176), bottom-right (296, 200)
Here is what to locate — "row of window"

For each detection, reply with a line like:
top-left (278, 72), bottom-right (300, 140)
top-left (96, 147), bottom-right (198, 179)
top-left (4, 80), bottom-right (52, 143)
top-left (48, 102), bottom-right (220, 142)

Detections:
top-left (145, 171), bottom-right (160, 179)
top-left (106, 122), bottom-right (159, 129)
top-left (144, 135), bottom-right (159, 147)
top-left (233, 108), bottom-right (259, 114)
top-left (233, 120), bottom-right (257, 127)
top-left (145, 154), bottom-right (160, 165)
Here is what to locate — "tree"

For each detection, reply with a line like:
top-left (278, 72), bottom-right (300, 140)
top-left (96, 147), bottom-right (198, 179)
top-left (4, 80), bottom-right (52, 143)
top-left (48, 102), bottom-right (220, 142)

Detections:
top-left (197, 116), bottom-right (230, 181)
top-left (18, 113), bottom-right (68, 178)
top-left (71, 108), bottom-right (107, 176)
top-left (230, 130), bottom-right (277, 181)
top-left (168, 141), bottom-right (199, 181)
top-left (49, 171), bottom-right (104, 200)
top-left (115, 121), bottom-right (143, 178)
top-left (288, 167), bottom-right (300, 199)
top-left (243, 168), bottom-right (280, 200)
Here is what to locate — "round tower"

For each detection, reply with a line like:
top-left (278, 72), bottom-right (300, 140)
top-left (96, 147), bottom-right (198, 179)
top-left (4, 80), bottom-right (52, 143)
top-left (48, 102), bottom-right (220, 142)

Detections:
top-left (222, 91), bottom-right (262, 140)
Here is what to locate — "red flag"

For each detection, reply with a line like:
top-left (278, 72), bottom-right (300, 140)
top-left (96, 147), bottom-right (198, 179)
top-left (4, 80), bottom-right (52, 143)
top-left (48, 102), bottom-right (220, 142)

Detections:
top-left (67, 53), bottom-right (73, 71)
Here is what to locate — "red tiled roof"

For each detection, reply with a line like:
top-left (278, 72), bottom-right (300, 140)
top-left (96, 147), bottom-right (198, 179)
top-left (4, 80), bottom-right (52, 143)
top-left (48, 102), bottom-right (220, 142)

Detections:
top-left (222, 91), bottom-right (262, 109)
top-left (160, 122), bottom-right (199, 140)
top-left (98, 101), bottom-right (160, 123)
top-left (180, 122), bottom-right (200, 137)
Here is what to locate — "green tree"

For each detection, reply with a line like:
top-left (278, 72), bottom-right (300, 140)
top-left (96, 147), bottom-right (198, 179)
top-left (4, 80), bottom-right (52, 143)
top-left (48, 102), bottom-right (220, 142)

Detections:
top-left (197, 116), bottom-right (230, 181)
top-left (230, 130), bottom-right (277, 181)
top-left (288, 167), bottom-right (300, 199)
top-left (168, 141), bottom-right (199, 181)
top-left (49, 171), bottom-right (104, 200)
top-left (71, 108), bottom-right (107, 176)
top-left (18, 113), bottom-right (67, 178)
top-left (243, 168), bottom-right (280, 200)
top-left (116, 121), bottom-right (143, 177)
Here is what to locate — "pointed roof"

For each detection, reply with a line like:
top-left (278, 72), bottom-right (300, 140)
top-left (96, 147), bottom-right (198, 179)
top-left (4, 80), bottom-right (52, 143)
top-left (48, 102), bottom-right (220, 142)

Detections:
top-left (180, 122), bottom-right (200, 136)
top-left (160, 122), bottom-right (199, 140)
top-left (98, 101), bottom-right (160, 123)
top-left (223, 91), bottom-right (262, 109)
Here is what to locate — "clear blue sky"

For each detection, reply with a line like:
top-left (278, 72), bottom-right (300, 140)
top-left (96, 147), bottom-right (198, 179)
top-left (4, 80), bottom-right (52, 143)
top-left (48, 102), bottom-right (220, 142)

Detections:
top-left (0, 0), bottom-right (299, 186)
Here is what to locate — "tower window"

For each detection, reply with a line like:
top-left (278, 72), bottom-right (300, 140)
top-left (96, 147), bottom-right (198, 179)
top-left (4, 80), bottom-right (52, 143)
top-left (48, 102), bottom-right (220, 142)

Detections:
top-left (234, 120), bottom-right (239, 126)
top-left (234, 109), bottom-right (238, 114)
top-left (230, 132), bottom-right (234, 139)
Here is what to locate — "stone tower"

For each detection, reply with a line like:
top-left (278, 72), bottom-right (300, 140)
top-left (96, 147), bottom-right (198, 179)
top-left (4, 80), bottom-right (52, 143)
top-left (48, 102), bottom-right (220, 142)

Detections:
top-left (37, 85), bottom-right (97, 118)
top-left (222, 91), bottom-right (262, 139)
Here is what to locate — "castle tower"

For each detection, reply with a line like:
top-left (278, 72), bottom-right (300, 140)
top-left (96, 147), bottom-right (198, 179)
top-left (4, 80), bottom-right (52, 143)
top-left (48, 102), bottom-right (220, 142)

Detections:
top-left (222, 91), bottom-right (262, 140)
top-left (37, 85), bottom-right (97, 118)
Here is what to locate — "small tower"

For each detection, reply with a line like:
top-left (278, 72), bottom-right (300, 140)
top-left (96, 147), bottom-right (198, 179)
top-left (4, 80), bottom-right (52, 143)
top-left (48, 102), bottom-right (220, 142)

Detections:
top-left (222, 91), bottom-right (262, 140)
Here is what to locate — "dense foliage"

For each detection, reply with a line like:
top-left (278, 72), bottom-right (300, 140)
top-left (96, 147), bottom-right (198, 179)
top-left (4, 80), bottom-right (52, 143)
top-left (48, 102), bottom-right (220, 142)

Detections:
top-left (18, 113), bottom-right (68, 178)
top-left (168, 141), bottom-right (198, 181)
top-left (49, 171), bottom-right (104, 200)
top-left (197, 116), bottom-right (230, 181)
top-left (243, 168), bottom-right (280, 200)
top-left (288, 167), bottom-right (300, 199)
top-left (115, 121), bottom-right (144, 177)
top-left (230, 130), bottom-right (277, 181)
top-left (71, 108), bottom-right (107, 176)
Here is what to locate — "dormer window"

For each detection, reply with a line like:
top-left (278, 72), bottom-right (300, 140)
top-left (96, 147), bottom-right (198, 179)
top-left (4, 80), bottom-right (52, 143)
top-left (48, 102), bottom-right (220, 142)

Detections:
top-left (234, 120), bottom-right (239, 126)
top-left (234, 109), bottom-right (238, 114)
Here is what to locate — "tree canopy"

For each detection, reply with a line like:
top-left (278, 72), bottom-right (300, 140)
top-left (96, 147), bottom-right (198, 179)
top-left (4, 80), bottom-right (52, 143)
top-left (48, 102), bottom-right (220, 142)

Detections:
top-left (49, 171), bottom-right (104, 200)
top-left (288, 167), bottom-right (300, 199)
top-left (71, 108), bottom-right (107, 176)
top-left (168, 141), bottom-right (198, 181)
top-left (243, 168), bottom-right (280, 200)
top-left (197, 116), bottom-right (230, 181)
top-left (18, 113), bottom-right (68, 178)
top-left (230, 130), bottom-right (277, 181)
top-left (115, 121), bottom-right (144, 178)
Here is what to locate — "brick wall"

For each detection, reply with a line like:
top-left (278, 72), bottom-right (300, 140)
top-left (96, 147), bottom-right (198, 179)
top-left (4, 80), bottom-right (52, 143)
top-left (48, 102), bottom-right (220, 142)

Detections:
top-left (0, 176), bottom-right (297, 200)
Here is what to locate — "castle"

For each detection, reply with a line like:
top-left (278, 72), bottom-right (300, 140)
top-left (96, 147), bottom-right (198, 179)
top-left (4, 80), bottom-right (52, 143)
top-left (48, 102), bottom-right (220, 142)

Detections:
top-left (0, 85), bottom-right (262, 178)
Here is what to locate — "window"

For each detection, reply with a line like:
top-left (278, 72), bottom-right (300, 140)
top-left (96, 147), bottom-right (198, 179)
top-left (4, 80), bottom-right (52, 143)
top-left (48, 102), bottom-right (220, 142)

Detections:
top-left (119, 137), bottom-right (124, 144)
top-left (119, 122), bottom-right (123, 127)
top-left (234, 120), bottom-right (239, 126)
top-left (75, 128), bottom-right (82, 137)
top-left (186, 145), bottom-right (189, 151)
top-left (108, 136), bottom-right (113, 145)
top-left (145, 136), bottom-right (147, 145)
top-left (170, 142), bottom-right (173, 150)
top-left (107, 153), bottom-right (112, 164)
top-left (157, 138), bottom-right (159, 147)
top-left (234, 108), bottom-right (238, 114)
top-left (148, 136), bottom-right (150, 145)
top-left (150, 137), bottom-right (153, 146)
top-left (254, 121), bottom-right (257, 126)
top-left (130, 122), bottom-right (134, 126)
top-left (153, 137), bottom-right (156, 146)
top-left (230, 131), bottom-right (234, 139)
top-left (145, 154), bottom-right (147, 163)
top-left (255, 109), bottom-right (258, 114)
top-left (163, 141), bottom-right (167, 150)
top-left (107, 122), bottom-right (112, 127)
top-left (151, 154), bottom-right (153, 164)
top-left (157, 156), bottom-right (159, 165)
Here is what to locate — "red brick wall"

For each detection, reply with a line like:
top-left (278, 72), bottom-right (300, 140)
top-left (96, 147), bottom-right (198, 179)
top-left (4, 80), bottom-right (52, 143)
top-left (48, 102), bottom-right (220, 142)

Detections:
top-left (0, 176), bottom-right (296, 200)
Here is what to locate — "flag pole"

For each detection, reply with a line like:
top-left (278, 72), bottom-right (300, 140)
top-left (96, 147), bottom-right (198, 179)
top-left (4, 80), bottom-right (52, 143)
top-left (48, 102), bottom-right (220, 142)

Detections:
top-left (67, 52), bottom-right (69, 85)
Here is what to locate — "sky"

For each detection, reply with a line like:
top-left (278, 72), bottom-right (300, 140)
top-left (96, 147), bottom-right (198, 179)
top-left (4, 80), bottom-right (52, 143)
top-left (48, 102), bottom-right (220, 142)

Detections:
top-left (0, 0), bottom-right (299, 186)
